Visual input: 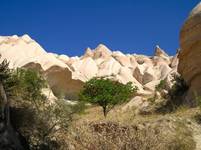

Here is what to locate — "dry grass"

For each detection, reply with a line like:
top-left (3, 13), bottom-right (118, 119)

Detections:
top-left (62, 106), bottom-right (197, 150)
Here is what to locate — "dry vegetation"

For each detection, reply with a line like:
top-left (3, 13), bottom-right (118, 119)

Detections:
top-left (55, 106), bottom-right (199, 150)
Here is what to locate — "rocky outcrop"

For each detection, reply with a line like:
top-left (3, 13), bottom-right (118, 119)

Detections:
top-left (0, 35), bottom-right (84, 100)
top-left (0, 35), bottom-right (178, 101)
top-left (178, 2), bottom-right (201, 105)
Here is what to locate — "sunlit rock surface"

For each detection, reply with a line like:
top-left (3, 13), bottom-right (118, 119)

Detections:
top-left (178, 2), bottom-right (201, 105)
top-left (0, 35), bottom-right (178, 100)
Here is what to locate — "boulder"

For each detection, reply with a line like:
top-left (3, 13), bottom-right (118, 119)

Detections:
top-left (122, 96), bottom-right (144, 111)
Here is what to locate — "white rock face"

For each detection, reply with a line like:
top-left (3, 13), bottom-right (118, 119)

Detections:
top-left (0, 35), bottom-right (83, 99)
top-left (0, 35), bottom-right (178, 100)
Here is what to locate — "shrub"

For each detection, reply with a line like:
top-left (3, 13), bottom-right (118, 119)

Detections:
top-left (169, 75), bottom-right (188, 100)
top-left (156, 75), bottom-right (189, 113)
top-left (6, 68), bottom-right (85, 149)
top-left (155, 79), bottom-right (166, 92)
top-left (1, 65), bottom-right (85, 149)
top-left (79, 77), bottom-right (137, 117)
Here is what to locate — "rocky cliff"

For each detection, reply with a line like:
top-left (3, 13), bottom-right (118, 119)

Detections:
top-left (0, 35), bottom-right (178, 100)
top-left (178, 2), bottom-right (201, 105)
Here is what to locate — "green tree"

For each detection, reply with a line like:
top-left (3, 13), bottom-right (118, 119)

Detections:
top-left (14, 69), bottom-right (47, 110)
top-left (8, 68), bottom-right (85, 149)
top-left (79, 77), bottom-right (137, 117)
top-left (0, 58), bottom-right (12, 124)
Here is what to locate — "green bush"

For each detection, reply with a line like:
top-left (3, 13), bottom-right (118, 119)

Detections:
top-left (0, 62), bottom-right (84, 149)
top-left (156, 75), bottom-right (189, 113)
top-left (79, 77), bottom-right (137, 117)
top-left (8, 68), bottom-right (85, 149)
top-left (155, 79), bottom-right (166, 92)
top-left (169, 75), bottom-right (188, 100)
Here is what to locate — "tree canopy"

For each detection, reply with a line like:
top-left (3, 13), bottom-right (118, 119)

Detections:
top-left (79, 77), bottom-right (137, 117)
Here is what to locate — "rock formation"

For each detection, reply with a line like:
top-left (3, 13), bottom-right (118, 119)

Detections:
top-left (178, 2), bottom-right (201, 105)
top-left (0, 35), bottom-right (83, 100)
top-left (0, 35), bottom-right (178, 100)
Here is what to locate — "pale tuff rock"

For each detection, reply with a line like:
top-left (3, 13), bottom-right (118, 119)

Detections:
top-left (143, 67), bottom-right (156, 85)
top-left (0, 35), bottom-right (178, 101)
top-left (71, 57), bottom-right (98, 80)
top-left (57, 54), bottom-right (70, 63)
top-left (178, 2), bottom-right (201, 104)
top-left (170, 54), bottom-right (179, 69)
top-left (82, 47), bottom-right (94, 58)
top-left (97, 57), bottom-right (121, 77)
top-left (112, 51), bottom-right (132, 67)
top-left (159, 63), bottom-right (172, 80)
top-left (93, 44), bottom-right (112, 59)
top-left (133, 66), bottom-right (144, 84)
top-left (154, 45), bottom-right (170, 65)
top-left (116, 67), bottom-right (142, 88)
top-left (154, 45), bottom-right (169, 58)
top-left (144, 80), bottom-right (160, 92)
top-left (122, 96), bottom-right (144, 111)
top-left (0, 35), bottom-right (83, 99)
top-left (129, 55), bottom-right (138, 68)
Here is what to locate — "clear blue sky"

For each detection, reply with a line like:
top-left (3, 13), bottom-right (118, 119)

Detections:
top-left (0, 0), bottom-right (199, 56)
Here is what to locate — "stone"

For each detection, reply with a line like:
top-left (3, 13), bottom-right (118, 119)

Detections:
top-left (0, 35), bottom-right (83, 100)
top-left (71, 57), bottom-right (98, 80)
top-left (154, 45), bottom-right (169, 58)
top-left (97, 57), bottom-right (121, 77)
top-left (82, 47), bottom-right (94, 58)
top-left (112, 52), bottom-right (132, 67)
top-left (122, 96), bottom-right (144, 111)
top-left (133, 65), bottom-right (145, 84)
top-left (143, 67), bottom-right (156, 85)
top-left (178, 2), bottom-right (201, 105)
top-left (58, 54), bottom-right (70, 63)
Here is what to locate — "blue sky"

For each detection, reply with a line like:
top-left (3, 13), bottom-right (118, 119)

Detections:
top-left (0, 0), bottom-right (199, 56)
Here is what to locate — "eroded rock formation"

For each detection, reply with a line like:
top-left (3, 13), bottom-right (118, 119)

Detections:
top-left (178, 2), bottom-right (201, 105)
top-left (0, 35), bottom-right (178, 100)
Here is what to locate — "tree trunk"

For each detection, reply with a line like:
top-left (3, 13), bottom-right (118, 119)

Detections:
top-left (103, 106), bottom-right (107, 118)
top-left (0, 82), bottom-right (10, 126)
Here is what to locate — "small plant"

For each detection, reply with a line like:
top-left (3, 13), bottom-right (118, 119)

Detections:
top-left (155, 80), bottom-right (166, 92)
top-left (79, 77), bottom-right (137, 117)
